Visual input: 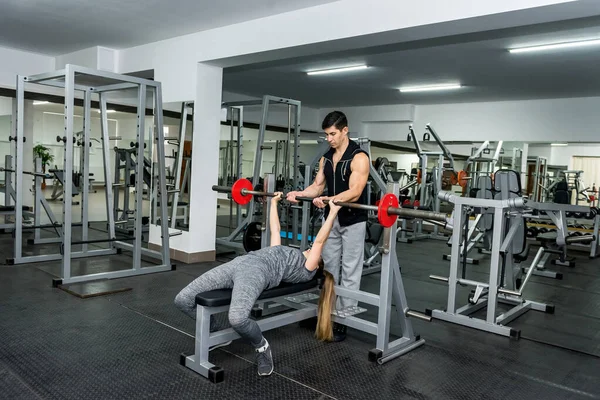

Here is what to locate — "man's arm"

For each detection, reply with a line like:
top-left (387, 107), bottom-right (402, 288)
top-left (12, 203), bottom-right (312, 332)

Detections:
top-left (287, 158), bottom-right (326, 201)
top-left (329, 152), bottom-right (370, 203)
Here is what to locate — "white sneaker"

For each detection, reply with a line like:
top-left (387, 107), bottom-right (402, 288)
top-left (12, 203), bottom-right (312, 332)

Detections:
top-left (255, 339), bottom-right (274, 376)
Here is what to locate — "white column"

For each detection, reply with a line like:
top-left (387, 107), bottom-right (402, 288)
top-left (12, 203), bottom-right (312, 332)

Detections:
top-left (188, 63), bottom-right (223, 255)
top-left (148, 63), bottom-right (222, 260)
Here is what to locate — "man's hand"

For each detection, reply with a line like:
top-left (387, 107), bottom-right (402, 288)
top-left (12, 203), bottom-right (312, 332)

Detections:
top-left (313, 196), bottom-right (331, 209)
top-left (286, 191), bottom-right (301, 203)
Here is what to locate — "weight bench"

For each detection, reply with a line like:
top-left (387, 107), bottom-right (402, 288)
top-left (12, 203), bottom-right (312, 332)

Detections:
top-left (49, 170), bottom-right (80, 204)
top-left (535, 231), bottom-right (596, 269)
top-left (0, 205), bottom-right (32, 230)
top-left (180, 277), bottom-right (320, 383)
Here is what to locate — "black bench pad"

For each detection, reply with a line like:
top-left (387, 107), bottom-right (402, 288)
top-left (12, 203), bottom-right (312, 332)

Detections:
top-left (195, 278), bottom-right (319, 307)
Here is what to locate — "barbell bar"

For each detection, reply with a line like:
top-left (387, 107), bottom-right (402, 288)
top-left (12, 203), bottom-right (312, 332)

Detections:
top-left (212, 178), bottom-right (449, 228)
top-left (0, 167), bottom-right (51, 179)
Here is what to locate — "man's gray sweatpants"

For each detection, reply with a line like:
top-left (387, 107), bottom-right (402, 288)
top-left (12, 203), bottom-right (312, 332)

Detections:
top-left (321, 218), bottom-right (366, 310)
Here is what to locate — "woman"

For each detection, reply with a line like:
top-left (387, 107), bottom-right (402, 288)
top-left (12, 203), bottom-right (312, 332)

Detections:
top-left (174, 192), bottom-right (338, 377)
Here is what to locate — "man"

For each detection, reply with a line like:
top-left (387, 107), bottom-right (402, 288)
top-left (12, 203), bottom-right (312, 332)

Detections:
top-left (287, 111), bottom-right (370, 342)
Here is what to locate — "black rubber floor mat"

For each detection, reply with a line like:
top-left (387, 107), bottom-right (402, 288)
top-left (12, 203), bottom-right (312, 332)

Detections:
top-left (57, 281), bottom-right (133, 298)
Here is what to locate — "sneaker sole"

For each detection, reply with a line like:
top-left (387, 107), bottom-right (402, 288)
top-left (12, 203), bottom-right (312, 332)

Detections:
top-left (258, 366), bottom-right (274, 376)
top-left (209, 340), bottom-right (232, 351)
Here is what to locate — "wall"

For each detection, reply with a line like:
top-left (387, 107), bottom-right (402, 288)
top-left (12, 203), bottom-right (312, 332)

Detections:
top-left (0, 46), bottom-right (55, 89)
top-left (55, 46), bottom-right (118, 72)
top-left (321, 96), bottom-right (600, 143)
top-left (528, 145), bottom-right (553, 161)
top-left (551, 144), bottom-right (600, 169)
top-left (413, 97), bottom-right (600, 143)
top-left (55, 47), bottom-right (98, 70)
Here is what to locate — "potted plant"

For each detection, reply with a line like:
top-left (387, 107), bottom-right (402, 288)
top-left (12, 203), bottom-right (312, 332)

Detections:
top-left (33, 144), bottom-right (54, 189)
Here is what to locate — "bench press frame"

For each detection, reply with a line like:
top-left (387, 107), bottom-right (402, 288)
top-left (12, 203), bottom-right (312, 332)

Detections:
top-left (183, 175), bottom-right (429, 382)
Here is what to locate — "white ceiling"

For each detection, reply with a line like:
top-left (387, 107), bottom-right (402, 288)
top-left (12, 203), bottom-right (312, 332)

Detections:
top-left (223, 13), bottom-right (600, 107)
top-left (0, 0), bottom-right (338, 55)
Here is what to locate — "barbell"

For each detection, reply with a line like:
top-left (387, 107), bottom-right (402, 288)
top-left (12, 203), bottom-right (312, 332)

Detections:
top-left (0, 167), bottom-right (51, 179)
top-left (212, 178), bottom-right (449, 228)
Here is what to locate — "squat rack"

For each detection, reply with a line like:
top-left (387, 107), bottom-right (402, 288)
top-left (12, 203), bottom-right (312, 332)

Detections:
top-left (14, 64), bottom-right (174, 285)
top-left (216, 95), bottom-right (302, 251)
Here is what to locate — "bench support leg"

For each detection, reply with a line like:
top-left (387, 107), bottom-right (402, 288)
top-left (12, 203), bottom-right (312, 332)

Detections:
top-left (183, 306), bottom-right (224, 383)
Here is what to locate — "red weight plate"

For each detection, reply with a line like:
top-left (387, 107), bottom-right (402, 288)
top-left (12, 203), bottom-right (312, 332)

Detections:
top-left (231, 178), bottom-right (253, 205)
top-left (378, 193), bottom-right (399, 227)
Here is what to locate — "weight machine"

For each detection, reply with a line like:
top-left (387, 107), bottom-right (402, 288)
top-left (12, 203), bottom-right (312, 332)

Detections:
top-left (13, 64), bottom-right (173, 285)
top-left (561, 170), bottom-right (597, 206)
top-left (527, 156), bottom-right (548, 202)
top-left (430, 184), bottom-right (552, 338)
top-left (429, 170), bottom-right (597, 338)
top-left (112, 146), bottom-right (152, 235)
top-left (462, 141), bottom-right (503, 195)
top-left (400, 124), bottom-right (454, 243)
top-left (216, 95), bottom-right (302, 252)
top-left (165, 102), bottom-right (192, 229)
top-left (0, 156), bottom-right (50, 235)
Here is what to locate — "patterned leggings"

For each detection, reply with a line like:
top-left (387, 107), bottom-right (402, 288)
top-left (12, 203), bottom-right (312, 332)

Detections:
top-left (174, 259), bottom-right (268, 347)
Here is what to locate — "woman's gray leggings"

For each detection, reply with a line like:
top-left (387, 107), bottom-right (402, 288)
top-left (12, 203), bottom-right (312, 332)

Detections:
top-left (174, 259), bottom-right (268, 348)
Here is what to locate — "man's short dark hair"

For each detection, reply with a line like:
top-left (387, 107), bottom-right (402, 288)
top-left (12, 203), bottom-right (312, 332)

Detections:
top-left (322, 111), bottom-right (348, 131)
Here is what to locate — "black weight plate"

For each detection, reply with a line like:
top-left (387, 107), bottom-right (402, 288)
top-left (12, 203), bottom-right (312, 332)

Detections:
top-left (243, 222), bottom-right (262, 252)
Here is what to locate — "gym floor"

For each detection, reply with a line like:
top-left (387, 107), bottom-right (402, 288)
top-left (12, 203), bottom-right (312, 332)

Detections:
top-left (1, 223), bottom-right (599, 399)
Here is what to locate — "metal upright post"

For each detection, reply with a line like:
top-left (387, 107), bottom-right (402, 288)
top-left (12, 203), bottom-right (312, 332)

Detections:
top-left (13, 76), bottom-right (25, 262)
top-left (417, 153), bottom-right (428, 235)
top-left (170, 102), bottom-right (188, 228)
top-left (486, 207), bottom-right (506, 323)
top-left (154, 84), bottom-right (172, 265)
top-left (236, 107), bottom-right (244, 228)
top-left (61, 65), bottom-right (75, 281)
top-left (132, 85), bottom-right (147, 270)
top-left (33, 158), bottom-right (43, 242)
top-left (81, 90), bottom-right (92, 253)
top-left (447, 205), bottom-right (463, 314)
top-left (5, 155), bottom-right (13, 208)
top-left (433, 155), bottom-right (445, 237)
top-left (291, 103), bottom-right (301, 248)
top-left (375, 184), bottom-right (397, 351)
top-left (100, 94), bottom-right (117, 243)
top-left (300, 165), bottom-right (311, 251)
